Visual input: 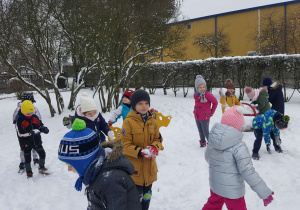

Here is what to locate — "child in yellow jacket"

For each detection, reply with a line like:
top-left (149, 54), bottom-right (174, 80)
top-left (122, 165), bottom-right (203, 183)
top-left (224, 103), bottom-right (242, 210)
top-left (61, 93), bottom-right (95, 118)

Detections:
top-left (219, 78), bottom-right (240, 113)
top-left (121, 89), bottom-right (163, 210)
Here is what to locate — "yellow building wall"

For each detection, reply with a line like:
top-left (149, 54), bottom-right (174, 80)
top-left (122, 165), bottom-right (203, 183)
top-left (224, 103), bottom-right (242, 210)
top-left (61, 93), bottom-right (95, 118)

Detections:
top-left (165, 1), bottom-right (300, 61)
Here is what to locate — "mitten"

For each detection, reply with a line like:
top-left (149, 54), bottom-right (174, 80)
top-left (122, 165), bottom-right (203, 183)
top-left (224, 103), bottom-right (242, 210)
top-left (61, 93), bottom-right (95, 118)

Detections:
top-left (40, 126), bottom-right (49, 134)
top-left (63, 116), bottom-right (71, 126)
top-left (148, 146), bottom-right (159, 156)
top-left (108, 121), bottom-right (113, 126)
top-left (30, 129), bottom-right (41, 136)
top-left (275, 136), bottom-right (281, 145)
top-left (219, 88), bottom-right (227, 97)
top-left (104, 148), bottom-right (112, 157)
top-left (150, 108), bottom-right (158, 113)
top-left (107, 130), bottom-right (115, 140)
top-left (263, 192), bottom-right (274, 206)
top-left (141, 148), bottom-right (153, 159)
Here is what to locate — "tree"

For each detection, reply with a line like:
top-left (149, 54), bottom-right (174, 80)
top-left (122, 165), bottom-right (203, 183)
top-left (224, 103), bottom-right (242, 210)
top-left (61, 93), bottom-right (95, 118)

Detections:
top-left (193, 27), bottom-right (231, 58)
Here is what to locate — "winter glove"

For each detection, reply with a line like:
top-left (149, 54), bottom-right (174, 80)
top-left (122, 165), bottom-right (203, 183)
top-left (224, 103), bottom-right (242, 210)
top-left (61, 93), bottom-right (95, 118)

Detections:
top-left (150, 108), bottom-right (158, 113)
top-left (141, 146), bottom-right (158, 159)
top-left (250, 100), bottom-right (258, 105)
top-left (275, 136), bottom-right (282, 145)
top-left (40, 126), bottom-right (49, 134)
top-left (107, 130), bottom-right (115, 141)
top-left (108, 121), bottom-right (113, 126)
top-left (263, 192), bottom-right (274, 206)
top-left (63, 116), bottom-right (71, 126)
top-left (219, 88), bottom-right (227, 97)
top-left (211, 113), bottom-right (214, 117)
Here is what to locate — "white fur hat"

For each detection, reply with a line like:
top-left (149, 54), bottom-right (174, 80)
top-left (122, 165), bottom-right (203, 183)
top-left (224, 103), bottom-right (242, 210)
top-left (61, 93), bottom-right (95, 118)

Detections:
top-left (80, 92), bottom-right (97, 113)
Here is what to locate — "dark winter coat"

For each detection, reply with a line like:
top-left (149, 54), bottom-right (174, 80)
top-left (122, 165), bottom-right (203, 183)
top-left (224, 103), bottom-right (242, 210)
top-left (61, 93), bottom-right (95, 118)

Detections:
top-left (87, 141), bottom-right (141, 210)
top-left (268, 83), bottom-right (284, 114)
top-left (256, 88), bottom-right (270, 114)
top-left (15, 110), bottom-right (44, 148)
top-left (75, 106), bottom-right (111, 143)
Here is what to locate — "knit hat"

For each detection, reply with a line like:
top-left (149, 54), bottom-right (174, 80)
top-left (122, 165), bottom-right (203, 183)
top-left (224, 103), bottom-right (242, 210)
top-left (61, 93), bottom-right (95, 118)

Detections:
top-left (273, 112), bottom-right (290, 129)
top-left (262, 77), bottom-right (272, 88)
top-left (21, 100), bottom-right (35, 114)
top-left (130, 89), bottom-right (150, 109)
top-left (221, 105), bottom-right (245, 131)
top-left (58, 118), bottom-right (100, 191)
top-left (123, 89), bottom-right (134, 99)
top-left (22, 92), bottom-right (36, 103)
top-left (195, 75), bottom-right (206, 89)
top-left (224, 78), bottom-right (235, 90)
top-left (245, 86), bottom-right (260, 101)
top-left (80, 92), bottom-right (97, 113)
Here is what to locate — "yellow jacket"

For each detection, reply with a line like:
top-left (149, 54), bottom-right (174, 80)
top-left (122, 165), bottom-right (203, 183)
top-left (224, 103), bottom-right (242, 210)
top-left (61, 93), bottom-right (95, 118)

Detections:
top-left (220, 94), bottom-right (241, 113)
top-left (121, 110), bottom-right (163, 186)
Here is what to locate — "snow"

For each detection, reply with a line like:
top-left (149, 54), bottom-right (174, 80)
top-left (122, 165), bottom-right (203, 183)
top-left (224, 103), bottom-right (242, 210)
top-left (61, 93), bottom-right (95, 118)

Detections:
top-left (0, 87), bottom-right (299, 209)
top-left (179, 0), bottom-right (295, 21)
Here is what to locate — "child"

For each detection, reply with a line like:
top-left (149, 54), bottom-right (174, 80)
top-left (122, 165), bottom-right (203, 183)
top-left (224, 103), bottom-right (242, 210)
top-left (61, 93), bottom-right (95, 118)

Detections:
top-left (108, 89), bottom-right (134, 125)
top-left (245, 86), bottom-right (270, 114)
top-left (121, 89), bottom-right (163, 210)
top-left (58, 119), bottom-right (141, 210)
top-left (194, 75), bottom-right (218, 147)
top-left (63, 92), bottom-right (115, 142)
top-left (13, 92), bottom-right (41, 172)
top-left (15, 100), bottom-right (49, 178)
top-left (203, 106), bottom-right (274, 210)
top-left (262, 77), bottom-right (285, 114)
top-left (252, 109), bottom-right (289, 159)
top-left (219, 78), bottom-right (240, 113)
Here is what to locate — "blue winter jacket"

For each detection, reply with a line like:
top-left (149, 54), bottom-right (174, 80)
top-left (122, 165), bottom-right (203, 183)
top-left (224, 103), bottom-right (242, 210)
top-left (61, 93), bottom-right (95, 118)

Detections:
top-left (268, 84), bottom-right (284, 114)
top-left (252, 109), bottom-right (281, 145)
top-left (75, 106), bottom-right (111, 143)
top-left (206, 123), bottom-right (272, 199)
top-left (108, 102), bottom-right (131, 124)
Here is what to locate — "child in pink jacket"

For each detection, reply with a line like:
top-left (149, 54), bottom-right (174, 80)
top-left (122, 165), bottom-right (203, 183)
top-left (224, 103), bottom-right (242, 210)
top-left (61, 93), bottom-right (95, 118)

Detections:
top-left (194, 75), bottom-right (218, 147)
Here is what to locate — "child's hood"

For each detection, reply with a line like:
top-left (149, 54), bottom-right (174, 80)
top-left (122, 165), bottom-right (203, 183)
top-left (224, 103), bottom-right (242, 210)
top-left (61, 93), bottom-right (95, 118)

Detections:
top-left (209, 123), bottom-right (243, 150)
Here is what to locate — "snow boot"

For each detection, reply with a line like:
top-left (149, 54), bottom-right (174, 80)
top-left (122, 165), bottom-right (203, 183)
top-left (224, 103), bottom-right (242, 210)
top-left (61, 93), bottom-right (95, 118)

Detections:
top-left (266, 145), bottom-right (271, 154)
top-left (252, 153), bottom-right (260, 160)
top-left (33, 158), bottom-right (39, 165)
top-left (39, 167), bottom-right (50, 175)
top-left (27, 172), bottom-right (33, 178)
top-left (275, 146), bottom-right (283, 153)
top-left (18, 163), bottom-right (25, 174)
top-left (200, 140), bottom-right (206, 148)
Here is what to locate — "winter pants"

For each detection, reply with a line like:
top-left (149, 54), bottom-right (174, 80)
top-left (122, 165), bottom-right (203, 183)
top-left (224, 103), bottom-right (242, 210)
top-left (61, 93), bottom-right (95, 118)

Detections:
top-left (20, 149), bottom-right (38, 163)
top-left (202, 189), bottom-right (247, 210)
top-left (24, 145), bottom-right (46, 172)
top-left (195, 119), bottom-right (210, 142)
top-left (136, 184), bottom-right (152, 210)
top-left (252, 129), bottom-right (281, 154)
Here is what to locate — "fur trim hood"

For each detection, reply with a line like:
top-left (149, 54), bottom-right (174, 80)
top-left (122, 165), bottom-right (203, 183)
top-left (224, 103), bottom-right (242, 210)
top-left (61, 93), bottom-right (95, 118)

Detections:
top-left (100, 140), bottom-right (123, 162)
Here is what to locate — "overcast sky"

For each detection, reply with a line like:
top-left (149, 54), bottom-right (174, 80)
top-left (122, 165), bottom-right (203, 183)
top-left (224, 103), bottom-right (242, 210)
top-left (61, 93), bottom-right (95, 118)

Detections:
top-left (179, 0), bottom-right (296, 20)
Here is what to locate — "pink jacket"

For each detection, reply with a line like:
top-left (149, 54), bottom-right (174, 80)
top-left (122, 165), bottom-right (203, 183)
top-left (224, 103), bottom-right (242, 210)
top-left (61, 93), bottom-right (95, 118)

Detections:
top-left (194, 91), bottom-right (218, 121)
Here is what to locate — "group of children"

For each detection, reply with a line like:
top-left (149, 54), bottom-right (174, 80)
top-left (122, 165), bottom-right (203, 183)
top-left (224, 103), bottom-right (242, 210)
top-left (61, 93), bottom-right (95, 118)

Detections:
top-left (13, 75), bottom-right (289, 209)
top-left (193, 75), bottom-right (290, 209)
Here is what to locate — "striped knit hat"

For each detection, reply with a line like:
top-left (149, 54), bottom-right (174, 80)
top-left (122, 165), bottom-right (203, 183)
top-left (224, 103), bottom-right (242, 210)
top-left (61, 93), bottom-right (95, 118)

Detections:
top-left (221, 105), bottom-right (245, 131)
top-left (58, 118), bottom-right (100, 191)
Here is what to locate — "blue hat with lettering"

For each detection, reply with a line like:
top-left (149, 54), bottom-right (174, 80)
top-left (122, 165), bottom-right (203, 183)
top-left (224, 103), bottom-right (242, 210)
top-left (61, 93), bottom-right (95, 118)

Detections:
top-left (58, 118), bottom-right (100, 190)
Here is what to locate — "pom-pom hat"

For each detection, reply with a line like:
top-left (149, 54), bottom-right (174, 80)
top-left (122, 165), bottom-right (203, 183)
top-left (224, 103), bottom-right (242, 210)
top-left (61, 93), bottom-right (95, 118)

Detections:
top-left (21, 100), bottom-right (35, 114)
top-left (262, 77), bottom-right (272, 88)
top-left (58, 118), bottom-right (100, 191)
top-left (80, 92), bottom-right (97, 113)
top-left (195, 75), bottom-right (206, 89)
top-left (224, 78), bottom-right (235, 90)
top-left (273, 113), bottom-right (290, 130)
top-left (221, 106), bottom-right (245, 131)
top-left (22, 92), bottom-right (36, 103)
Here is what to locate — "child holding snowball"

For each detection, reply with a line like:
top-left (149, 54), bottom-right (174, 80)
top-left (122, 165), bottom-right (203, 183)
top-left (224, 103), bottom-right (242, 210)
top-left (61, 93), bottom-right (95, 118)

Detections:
top-left (121, 89), bottom-right (163, 210)
top-left (219, 78), bottom-right (240, 114)
top-left (193, 75), bottom-right (218, 147)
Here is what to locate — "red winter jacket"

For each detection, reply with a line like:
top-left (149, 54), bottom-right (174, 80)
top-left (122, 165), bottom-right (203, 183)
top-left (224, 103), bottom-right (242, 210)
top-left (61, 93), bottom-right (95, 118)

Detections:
top-left (193, 91), bottom-right (218, 121)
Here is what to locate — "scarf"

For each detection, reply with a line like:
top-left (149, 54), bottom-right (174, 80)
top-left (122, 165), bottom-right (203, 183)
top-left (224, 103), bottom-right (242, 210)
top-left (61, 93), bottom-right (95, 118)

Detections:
top-left (199, 92), bottom-right (207, 103)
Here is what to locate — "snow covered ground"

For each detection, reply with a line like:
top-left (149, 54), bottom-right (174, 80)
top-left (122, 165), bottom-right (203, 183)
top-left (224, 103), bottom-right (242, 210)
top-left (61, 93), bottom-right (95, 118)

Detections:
top-left (0, 87), bottom-right (299, 210)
